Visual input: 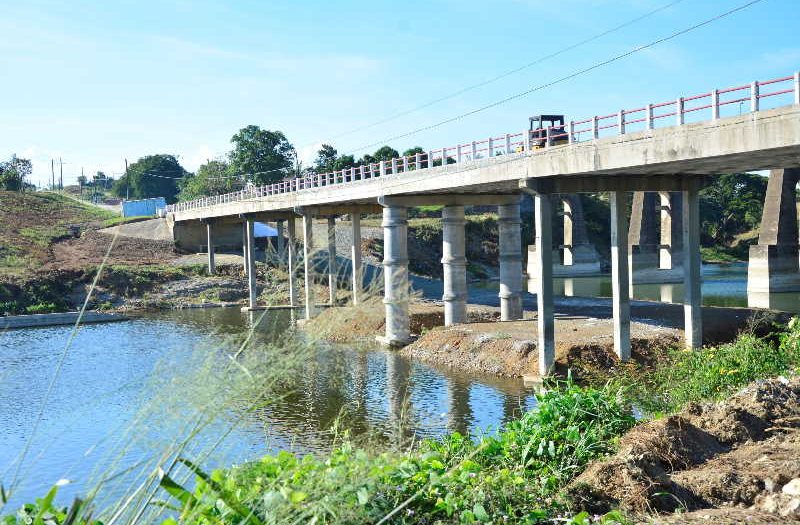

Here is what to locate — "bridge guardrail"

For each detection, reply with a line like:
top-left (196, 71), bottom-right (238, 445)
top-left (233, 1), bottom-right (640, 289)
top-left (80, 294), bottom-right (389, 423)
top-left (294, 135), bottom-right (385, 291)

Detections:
top-left (167, 72), bottom-right (800, 214)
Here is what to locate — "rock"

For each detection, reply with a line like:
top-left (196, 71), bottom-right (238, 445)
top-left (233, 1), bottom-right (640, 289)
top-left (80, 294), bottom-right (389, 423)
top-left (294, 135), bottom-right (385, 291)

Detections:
top-left (511, 340), bottom-right (535, 357)
top-left (784, 479), bottom-right (800, 496)
top-left (764, 478), bottom-right (777, 493)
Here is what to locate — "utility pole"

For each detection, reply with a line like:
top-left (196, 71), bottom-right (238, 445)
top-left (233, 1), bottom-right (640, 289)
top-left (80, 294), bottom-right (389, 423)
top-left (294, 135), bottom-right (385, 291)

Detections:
top-left (59, 158), bottom-right (63, 191)
top-left (80, 167), bottom-right (84, 198)
top-left (124, 158), bottom-right (129, 201)
top-left (50, 159), bottom-right (55, 190)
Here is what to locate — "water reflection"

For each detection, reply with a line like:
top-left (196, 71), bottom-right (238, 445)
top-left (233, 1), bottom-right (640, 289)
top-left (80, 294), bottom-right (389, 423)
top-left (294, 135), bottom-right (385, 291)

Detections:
top-left (0, 308), bottom-right (535, 508)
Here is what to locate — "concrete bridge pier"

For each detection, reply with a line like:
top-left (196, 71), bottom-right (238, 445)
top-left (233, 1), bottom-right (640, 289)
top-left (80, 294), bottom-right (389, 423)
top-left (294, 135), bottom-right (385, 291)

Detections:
top-left (659, 191), bottom-right (683, 270)
top-left (533, 193), bottom-right (555, 376)
top-left (442, 205), bottom-right (467, 326)
top-left (203, 220), bottom-right (215, 274)
top-left (244, 217), bottom-right (258, 309)
top-left (683, 181), bottom-right (703, 349)
top-left (380, 204), bottom-right (411, 346)
top-left (275, 220), bottom-right (285, 260)
top-left (747, 168), bottom-right (800, 307)
top-left (327, 216), bottom-right (337, 305)
top-left (628, 192), bottom-right (660, 289)
top-left (610, 191), bottom-right (632, 361)
top-left (350, 210), bottom-right (362, 305)
top-left (302, 213), bottom-right (317, 320)
top-left (242, 221), bottom-right (250, 277)
top-left (498, 202), bottom-right (523, 321)
top-left (557, 194), bottom-right (601, 275)
top-left (287, 218), bottom-right (298, 308)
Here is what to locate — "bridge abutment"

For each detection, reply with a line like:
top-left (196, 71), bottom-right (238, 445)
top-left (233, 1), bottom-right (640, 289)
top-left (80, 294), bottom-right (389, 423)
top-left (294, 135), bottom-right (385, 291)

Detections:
top-left (747, 168), bottom-right (800, 307)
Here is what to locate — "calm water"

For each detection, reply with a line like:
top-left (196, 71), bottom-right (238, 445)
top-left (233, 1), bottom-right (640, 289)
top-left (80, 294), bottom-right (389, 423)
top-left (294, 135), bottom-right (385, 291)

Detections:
top-left (0, 308), bottom-right (534, 510)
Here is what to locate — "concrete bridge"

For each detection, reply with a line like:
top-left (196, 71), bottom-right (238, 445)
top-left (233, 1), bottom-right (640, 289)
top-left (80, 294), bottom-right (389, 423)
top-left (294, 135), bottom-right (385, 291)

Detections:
top-left (166, 73), bottom-right (800, 376)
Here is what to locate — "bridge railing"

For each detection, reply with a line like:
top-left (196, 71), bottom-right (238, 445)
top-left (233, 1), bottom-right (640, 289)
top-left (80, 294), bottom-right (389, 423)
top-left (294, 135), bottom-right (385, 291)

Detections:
top-left (167, 72), bottom-right (800, 214)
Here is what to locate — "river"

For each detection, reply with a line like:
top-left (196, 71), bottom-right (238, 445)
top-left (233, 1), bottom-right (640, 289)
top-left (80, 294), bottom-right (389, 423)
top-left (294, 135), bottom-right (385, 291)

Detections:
top-left (0, 308), bottom-right (533, 511)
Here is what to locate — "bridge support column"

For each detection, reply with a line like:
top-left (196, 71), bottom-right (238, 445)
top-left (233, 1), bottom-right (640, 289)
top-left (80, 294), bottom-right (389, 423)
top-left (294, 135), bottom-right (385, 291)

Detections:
top-left (534, 193), bottom-right (555, 376)
top-left (611, 191), bottom-right (631, 361)
top-left (303, 214), bottom-right (316, 320)
top-left (206, 222), bottom-right (215, 274)
top-left (287, 218), bottom-right (297, 308)
top-left (747, 168), bottom-right (800, 307)
top-left (275, 220), bottom-right (285, 260)
top-left (381, 205), bottom-right (411, 346)
top-left (242, 221), bottom-right (250, 277)
top-left (498, 202), bottom-right (523, 321)
top-left (245, 218), bottom-right (258, 309)
top-left (628, 191), bottom-right (661, 288)
top-left (351, 211), bottom-right (362, 305)
top-left (558, 194), bottom-right (601, 275)
top-left (683, 181), bottom-right (703, 349)
top-left (327, 217), bottom-right (337, 306)
top-left (659, 192), bottom-right (683, 270)
top-left (442, 205), bottom-right (467, 326)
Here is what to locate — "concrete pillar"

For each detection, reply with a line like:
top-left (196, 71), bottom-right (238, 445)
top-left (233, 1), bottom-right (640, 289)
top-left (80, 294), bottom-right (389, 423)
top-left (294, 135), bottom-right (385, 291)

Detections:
top-left (275, 220), bottom-right (285, 260)
top-left (382, 205), bottom-right (411, 345)
top-left (351, 211), bottom-right (362, 304)
top-left (327, 216), bottom-right (336, 305)
top-left (628, 192), bottom-right (660, 288)
top-left (206, 222), bottom-right (215, 274)
top-left (610, 191), bottom-right (631, 361)
top-left (242, 221), bottom-right (249, 277)
top-left (748, 168), bottom-right (800, 305)
top-left (245, 218), bottom-right (258, 309)
top-left (287, 218), bottom-right (297, 307)
top-left (442, 205), bottom-right (467, 326)
top-left (303, 214), bottom-right (316, 320)
top-left (683, 181), bottom-right (703, 349)
top-left (534, 193), bottom-right (555, 376)
top-left (659, 192), bottom-right (683, 270)
top-left (498, 202), bottom-right (523, 321)
top-left (559, 194), bottom-right (601, 274)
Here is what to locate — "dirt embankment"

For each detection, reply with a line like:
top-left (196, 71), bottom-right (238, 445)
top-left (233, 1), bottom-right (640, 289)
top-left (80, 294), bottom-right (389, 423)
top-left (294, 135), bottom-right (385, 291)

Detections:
top-left (567, 376), bottom-right (800, 523)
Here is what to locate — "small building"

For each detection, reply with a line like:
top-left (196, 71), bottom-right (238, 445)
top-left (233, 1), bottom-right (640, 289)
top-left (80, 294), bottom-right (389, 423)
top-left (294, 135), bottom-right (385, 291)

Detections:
top-left (121, 197), bottom-right (167, 218)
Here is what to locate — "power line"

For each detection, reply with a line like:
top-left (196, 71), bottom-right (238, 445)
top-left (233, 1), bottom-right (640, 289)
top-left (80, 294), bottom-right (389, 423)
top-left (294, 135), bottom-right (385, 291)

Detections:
top-left (346, 0), bottom-right (765, 154)
top-left (323, 0), bottom-right (686, 143)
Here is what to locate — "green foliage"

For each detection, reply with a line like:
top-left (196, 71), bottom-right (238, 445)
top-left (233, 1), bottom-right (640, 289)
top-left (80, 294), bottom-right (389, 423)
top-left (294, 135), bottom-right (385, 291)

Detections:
top-left (156, 380), bottom-right (634, 524)
top-left (24, 301), bottom-right (59, 314)
top-left (1, 485), bottom-right (102, 525)
top-left (618, 320), bottom-right (800, 414)
top-left (229, 125), bottom-right (295, 184)
top-left (178, 160), bottom-right (237, 201)
top-left (700, 172), bottom-right (766, 246)
top-left (0, 155), bottom-right (32, 191)
top-left (112, 155), bottom-right (187, 203)
top-left (101, 216), bottom-right (151, 228)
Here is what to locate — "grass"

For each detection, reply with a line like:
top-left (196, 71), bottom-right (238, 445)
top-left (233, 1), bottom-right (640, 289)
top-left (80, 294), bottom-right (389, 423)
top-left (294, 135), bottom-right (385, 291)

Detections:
top-left (101, 216), bottom-right (152, 228)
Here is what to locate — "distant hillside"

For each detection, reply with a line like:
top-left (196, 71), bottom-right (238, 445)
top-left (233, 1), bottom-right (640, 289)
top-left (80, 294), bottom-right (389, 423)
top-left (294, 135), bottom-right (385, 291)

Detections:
top-left (0, 191), bottom-right (116, 278)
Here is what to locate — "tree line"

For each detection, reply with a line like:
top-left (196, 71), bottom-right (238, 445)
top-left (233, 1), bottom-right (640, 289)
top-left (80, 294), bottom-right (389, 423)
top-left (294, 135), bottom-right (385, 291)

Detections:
top-left (0, 155), bottom-right (33, 192)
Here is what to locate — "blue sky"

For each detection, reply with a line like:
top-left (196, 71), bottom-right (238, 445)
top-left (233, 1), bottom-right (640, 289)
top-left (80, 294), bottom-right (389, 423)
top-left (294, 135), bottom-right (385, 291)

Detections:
top-left (2, 0), bottom-right (798, 187)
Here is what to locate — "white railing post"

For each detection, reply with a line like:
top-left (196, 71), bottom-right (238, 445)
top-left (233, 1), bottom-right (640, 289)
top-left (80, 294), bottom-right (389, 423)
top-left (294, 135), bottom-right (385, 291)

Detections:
top-left (403, 156), bottom-right (409, 172)
top-left (646, 104), bottom-right (653, 130)
top-left (427, 151), bottom-right (434, 168)
top-left (487, 137), bottom-right (493, 157)
top-left (456, 144), bottom-right (462, 163)
top-left (521, 130), bottom-right (529, 152)
top-left (471, 141), bottom-right (477, 160)
top-left (415, 152), bottom-right (421, 170)
top-left (505, 133), bottom-right (511, 153)
top-left (379, 160), bottom-right (387, 177)
top-left (794, 71), bottom-right (800, 105)
top-left (359, 165), bottom-right (365, 180)
top-left (391, 157), bottom-right (398, 174)
top-left (545, 126), bottom-right (552, 147)
top-left (618, 110), bottom-right (625, 134)
top-left (751, 81), bottom-right (759, 112)
top-left (676, 97), bottom-right (684, 125)
top-left (711, 89), bottom-right (719, 120)
top-left (591, 116), bottom-right (598, 139)
top-left (567, 121), bottom-right (574, 144)
top-left (441, 148), bottom-right (447, 168)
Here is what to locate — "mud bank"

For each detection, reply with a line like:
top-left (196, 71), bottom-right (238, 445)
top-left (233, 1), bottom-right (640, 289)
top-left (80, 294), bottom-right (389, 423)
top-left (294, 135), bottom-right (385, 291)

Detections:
top-left (568, 376), bottom-right (800, 523)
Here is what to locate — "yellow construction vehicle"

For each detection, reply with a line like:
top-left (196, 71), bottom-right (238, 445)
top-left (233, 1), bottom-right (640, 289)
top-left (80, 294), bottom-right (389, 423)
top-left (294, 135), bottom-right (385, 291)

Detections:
top-left (528, 114), bottom-right (568, 149)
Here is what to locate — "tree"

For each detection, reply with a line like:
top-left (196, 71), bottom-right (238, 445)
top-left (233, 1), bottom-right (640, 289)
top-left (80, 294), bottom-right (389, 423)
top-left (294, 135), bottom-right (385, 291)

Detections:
top-left (178, 160), bottom-right (238, 201)
top-left (0, 155), bottom-right (32, 191)
top-left (700, 172), bottom-right (767, 245)
top-left (77, 174), bottom-right (88, 187)
top-left (229, 125), bottom-right (295, 184)
top-left (373, 146), bottom-right (399, 162)
top-left (112, 154), bottom-right (187, 203)
top-left (313, 144), bottom-right (339, 173)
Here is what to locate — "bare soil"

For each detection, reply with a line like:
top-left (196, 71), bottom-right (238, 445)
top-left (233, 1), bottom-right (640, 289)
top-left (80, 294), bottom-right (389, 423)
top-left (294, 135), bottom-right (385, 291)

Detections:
top-left (47, 230), bottom-right (180, 271)
top-left (566, 376), bottom-right (800, 522)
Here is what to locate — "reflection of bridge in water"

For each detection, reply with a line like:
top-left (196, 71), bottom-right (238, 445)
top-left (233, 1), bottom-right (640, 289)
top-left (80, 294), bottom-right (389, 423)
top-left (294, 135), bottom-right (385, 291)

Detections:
top-left (168, 73), bottom-right (800, 377)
